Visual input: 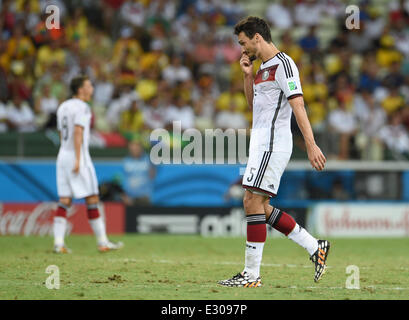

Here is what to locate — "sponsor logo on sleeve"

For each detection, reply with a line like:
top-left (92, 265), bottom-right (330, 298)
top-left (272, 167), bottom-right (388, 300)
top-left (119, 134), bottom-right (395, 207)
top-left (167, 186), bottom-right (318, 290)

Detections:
top-left (288, 81), bottom-right (298, 91)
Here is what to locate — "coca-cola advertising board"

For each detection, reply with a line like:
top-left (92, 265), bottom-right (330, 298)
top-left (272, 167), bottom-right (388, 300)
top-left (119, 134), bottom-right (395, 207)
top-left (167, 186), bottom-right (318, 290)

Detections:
top-left (307, 203), bottom-right (409, 237)
top-left (0, 202), bottom-right (125, 236)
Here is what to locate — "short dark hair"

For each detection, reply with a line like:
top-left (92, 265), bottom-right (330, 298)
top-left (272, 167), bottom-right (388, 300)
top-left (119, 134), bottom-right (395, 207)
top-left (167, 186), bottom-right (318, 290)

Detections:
top-left (234, 16), bottom-right (272, 43)
top-left (70, 75), bottom-right (89, 95)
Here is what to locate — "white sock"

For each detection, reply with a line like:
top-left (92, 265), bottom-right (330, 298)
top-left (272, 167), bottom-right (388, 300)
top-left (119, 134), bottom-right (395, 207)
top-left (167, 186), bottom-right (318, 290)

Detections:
top-left (243, 241), bottom-right (265, 279)
top-left (288, 224), bottom-right (318, 256)
top-left (53, 217), bottom-right (66, 246)
top-left (88, 217), bottom-right (109, 246)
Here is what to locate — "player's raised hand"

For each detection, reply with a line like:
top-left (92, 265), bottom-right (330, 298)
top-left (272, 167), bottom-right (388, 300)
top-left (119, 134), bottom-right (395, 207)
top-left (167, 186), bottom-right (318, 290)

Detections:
top-left (240, 52), bottom-right (253, 76)
top-left (307, 144), bottom-right (326, 171)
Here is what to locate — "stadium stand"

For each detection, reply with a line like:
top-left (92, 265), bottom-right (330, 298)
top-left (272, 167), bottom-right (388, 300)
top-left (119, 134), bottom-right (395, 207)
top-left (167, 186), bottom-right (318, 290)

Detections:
top-left (0, 0), bottom-right (408, 161)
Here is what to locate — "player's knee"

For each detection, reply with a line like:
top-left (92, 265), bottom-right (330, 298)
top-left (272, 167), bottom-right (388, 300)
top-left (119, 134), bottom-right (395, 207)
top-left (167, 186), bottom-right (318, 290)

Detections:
top-left (243, 191), bottom-right (264, 213)
top-left (242, 191), bottom-right (251, 211)
top-left (264, 202), bottom-right (273, 215)
top-left (85, 194), bottom-right (99, 205)
top-left (59, 198), bottom-right (72, 207)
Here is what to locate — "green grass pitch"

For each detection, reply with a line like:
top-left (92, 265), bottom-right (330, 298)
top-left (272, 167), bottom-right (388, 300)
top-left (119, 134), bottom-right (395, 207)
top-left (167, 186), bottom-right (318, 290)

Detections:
top-left (0, 234), bottom-right (408, 300)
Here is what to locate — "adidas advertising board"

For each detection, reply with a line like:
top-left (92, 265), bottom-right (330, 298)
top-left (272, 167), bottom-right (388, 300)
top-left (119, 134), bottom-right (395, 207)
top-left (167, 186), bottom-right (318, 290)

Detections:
top-left (125, 206), bottom-right (306, 237)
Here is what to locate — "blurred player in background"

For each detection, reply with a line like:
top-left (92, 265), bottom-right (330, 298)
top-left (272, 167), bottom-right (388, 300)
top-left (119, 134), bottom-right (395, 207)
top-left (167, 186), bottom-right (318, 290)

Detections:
top-left (219, 17), bottom-right (330, 287)
top-left (53, 75), bottom-right (124, 253)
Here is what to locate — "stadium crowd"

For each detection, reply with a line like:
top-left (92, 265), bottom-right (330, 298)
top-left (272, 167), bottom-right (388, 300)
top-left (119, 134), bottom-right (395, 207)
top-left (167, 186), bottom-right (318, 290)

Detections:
top-left (0, 0), bottom-right (409, 160)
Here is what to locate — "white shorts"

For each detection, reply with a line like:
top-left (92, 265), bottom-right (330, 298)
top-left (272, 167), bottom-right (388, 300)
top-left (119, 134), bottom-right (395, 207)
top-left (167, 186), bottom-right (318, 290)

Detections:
top-left (242, 151), bottom-right (291, 197)
top-left (56, 160), bottom-right (99, 199)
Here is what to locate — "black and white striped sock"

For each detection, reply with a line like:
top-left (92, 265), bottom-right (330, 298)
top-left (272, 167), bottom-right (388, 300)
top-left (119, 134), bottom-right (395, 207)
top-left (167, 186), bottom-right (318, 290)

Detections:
top-left (246, 214), bottom-right (267, 225)
top-left (266, 207), bottom-right (282, 227)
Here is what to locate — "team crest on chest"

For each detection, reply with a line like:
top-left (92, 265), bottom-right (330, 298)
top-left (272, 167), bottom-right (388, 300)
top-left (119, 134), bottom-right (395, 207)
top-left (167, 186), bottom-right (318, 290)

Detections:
top-left (262, 70), bottom-right (270, 81)
top-left (254, 64), bottom-right (278, 85)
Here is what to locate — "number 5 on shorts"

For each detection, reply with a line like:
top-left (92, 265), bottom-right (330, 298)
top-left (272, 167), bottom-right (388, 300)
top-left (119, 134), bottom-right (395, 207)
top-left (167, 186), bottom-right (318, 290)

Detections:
top-left (247, 167), bottom-right (256, 182)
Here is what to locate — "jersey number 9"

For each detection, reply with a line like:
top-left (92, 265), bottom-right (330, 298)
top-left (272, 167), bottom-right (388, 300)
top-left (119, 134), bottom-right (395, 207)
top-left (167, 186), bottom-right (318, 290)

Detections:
top-left (62, 116), bottom-right (69, 141)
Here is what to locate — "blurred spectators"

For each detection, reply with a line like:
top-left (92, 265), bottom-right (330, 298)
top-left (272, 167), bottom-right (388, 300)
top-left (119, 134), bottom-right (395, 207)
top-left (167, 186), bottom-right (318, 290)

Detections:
top-left (216, 81), bottom-right (246, 111)
top-left (279, 31), bottom-right (303, 64)
top-left (0, 100), bottom-right (8, 132)
top-left (347, 22), bottom-right (373, 53)
top-left (215, 101), bottom-right (248, 130)
top-left (266, 0), bottom-right (293, 31)
top-left (93, 68), bottom-right (115, 108)
top-left (216, 34), bottom-right (242, 64)
top-left (120, 0), bottom-right (147, 28)
top-left (165, 94), bottom-right (195, 130)
top-left (112, 27), bottom-right (143, 69)
top-left (6, 94), bottom-right (36, 132)
top-left (378, 108), bottom-right (409, 158)
top-left (299, 26), bottom-right (320, 54)
top-left (192, 83), bottom-right (216, 130)
top-left (358, 52), bottom-right (381, 93)
top-left (354, 89), bottom-right (386, 160)
top-left (221, 0), bottom-right (245, 27)
top-left (5, 21), bottom-right (35, 68)
top-left (328, 98), bottom-right (357, 160)
top-left (106, 85), bottom-right (138, 131)
top-left (34, 84), bottom-right (58, 129)
top-left (0, 0), bottom-right (408, 161)
top-left (143, 95), bottom-right (166, 130)
top-left (294, 0), bottom-right (323, 27)
top-left (136, 68), bottom-right (160, 101)
top-left (119, 96), bottom-right (145, 139)
top-left (162, 54), bottom-right (192, 86)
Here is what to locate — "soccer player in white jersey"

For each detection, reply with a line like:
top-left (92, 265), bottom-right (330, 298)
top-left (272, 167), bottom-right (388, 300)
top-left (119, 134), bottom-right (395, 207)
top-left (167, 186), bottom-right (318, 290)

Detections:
top-left (53, 75), bottom-right (123, 253)
top-left (218, 17), bottom-right (330, 287)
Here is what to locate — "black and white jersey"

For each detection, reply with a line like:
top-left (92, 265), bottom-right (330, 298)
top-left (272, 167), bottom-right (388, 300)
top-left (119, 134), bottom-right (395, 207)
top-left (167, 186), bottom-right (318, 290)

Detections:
top-left (250, 52), bottom-right (303, 154)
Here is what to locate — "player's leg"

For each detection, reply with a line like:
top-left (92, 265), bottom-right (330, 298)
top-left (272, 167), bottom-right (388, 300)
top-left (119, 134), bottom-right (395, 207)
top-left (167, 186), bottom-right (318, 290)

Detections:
top-left (264, 202), bottom-right (318, 254)
top-left (71, 159), bottom-right (123, 252)
top-left (54, 162), bottom-right (73, 253)
top-left (242, 190), bottom-right (268, 282)
top-left (264, 202), bottom-right (330, 282)
top-left (253, 151), bottom-right (315, 251)
top-left (218, 190), bottom-right (266, 287)
top-left (53, 197), bottom-right (72, 253)
top-left (85, 194), bottom-right (107, 246)
top-left (85, 194), bottom-right (123, 252)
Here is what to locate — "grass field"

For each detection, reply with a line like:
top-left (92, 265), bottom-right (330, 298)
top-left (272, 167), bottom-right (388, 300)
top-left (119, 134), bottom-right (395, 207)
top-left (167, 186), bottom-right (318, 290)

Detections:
top-left (0, 234), bottom-right (408, 300)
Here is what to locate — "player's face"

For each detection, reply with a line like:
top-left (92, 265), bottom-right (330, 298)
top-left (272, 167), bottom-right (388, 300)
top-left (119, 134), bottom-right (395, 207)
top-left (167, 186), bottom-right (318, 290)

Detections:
top-left (129, 141), bottom-right (142, 158)
top-left (81, 80), bottom-right (94, 102)
top-left (238, 32), bottom-right (258, 61)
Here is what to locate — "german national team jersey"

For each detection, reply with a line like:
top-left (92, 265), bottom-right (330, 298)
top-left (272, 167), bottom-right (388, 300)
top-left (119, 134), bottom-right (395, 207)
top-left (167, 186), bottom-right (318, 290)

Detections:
top-left (56, 98), bottom-right (92, 165)
top-left (250, 52), bottom-right (303, 153)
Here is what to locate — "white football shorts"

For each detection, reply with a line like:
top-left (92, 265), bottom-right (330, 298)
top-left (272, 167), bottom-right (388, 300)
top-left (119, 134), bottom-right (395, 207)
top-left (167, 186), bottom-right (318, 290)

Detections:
top-left (242, 151), bottom-right (291, 197)
top-left (56, 160), bottom-right (99, 199)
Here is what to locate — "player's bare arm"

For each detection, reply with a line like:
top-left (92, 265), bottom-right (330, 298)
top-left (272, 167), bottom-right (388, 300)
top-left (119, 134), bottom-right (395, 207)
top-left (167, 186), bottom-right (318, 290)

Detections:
top-left (73, 125), bottom-right (83, 174)
top-left (289, 96), bottom-right (326, 171)
top-left (239, 52), bottom-right (254, 109)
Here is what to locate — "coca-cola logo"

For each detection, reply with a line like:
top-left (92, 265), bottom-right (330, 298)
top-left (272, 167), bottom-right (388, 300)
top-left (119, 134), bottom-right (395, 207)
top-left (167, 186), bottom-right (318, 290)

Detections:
top-left (0, 203), bottom-right (75, 236)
